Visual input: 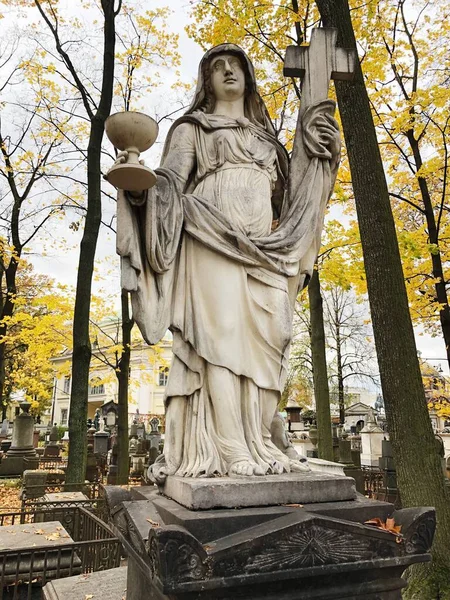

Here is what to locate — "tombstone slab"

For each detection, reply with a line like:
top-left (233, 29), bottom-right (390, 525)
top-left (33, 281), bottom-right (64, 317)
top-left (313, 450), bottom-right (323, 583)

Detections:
top-left (0, 520), bottom-right (81, 586)
top-left (42, 566), bottom-right (127, 600)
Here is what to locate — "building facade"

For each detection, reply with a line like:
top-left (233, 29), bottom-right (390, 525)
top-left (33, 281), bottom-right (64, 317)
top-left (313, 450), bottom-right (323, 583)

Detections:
top-left (50, 326), bottom-right (173, 427)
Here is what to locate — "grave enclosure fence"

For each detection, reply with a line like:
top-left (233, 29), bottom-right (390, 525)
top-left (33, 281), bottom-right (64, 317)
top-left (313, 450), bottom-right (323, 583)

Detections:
top-left (0, 506), bottom-right (121, 600)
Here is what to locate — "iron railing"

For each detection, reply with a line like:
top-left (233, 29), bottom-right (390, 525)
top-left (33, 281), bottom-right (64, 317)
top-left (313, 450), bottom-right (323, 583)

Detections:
top-left (0, 507), bottom-right (121, 600)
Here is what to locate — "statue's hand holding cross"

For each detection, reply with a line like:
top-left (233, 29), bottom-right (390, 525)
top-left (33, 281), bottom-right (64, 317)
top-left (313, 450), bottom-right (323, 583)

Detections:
top-left (283, 28), bottom-right (356, 197)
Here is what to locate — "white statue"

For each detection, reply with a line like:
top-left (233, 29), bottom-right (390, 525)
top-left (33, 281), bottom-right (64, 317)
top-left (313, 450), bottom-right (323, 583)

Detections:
top-left (113, 43), bottom-right (341, 481)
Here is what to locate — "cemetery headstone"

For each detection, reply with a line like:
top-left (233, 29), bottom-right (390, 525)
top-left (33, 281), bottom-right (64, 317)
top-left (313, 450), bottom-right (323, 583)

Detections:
top-left (148, 417), bottom-right (162, 450)
top-left (360, 409), bottom-right (385, 467)
top-left (0, 418), bottom-right (9, 439)
top-left (22, 469), bottom-right (49, 499)
top-left (94, 427), bottom-right (109, 455)
top-left (44, 423), bottom-right (61, 458)
top-left (0, 402), bottom-right (38, 476)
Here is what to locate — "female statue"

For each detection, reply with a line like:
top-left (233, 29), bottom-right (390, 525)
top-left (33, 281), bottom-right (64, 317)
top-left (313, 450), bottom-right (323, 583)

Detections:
top-left (116, 44), bottom-right (340, 480)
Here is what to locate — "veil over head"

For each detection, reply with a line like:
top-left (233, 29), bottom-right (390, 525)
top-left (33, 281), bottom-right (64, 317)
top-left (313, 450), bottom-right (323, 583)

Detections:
top-left (187, 43), bottom-right (278, 136)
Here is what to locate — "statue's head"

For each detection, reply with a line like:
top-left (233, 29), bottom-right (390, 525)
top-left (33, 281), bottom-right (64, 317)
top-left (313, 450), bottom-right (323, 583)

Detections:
top-left (201, 49), bottom-right (252, 112)
top-left (187, 44), bottom-right (271, 130)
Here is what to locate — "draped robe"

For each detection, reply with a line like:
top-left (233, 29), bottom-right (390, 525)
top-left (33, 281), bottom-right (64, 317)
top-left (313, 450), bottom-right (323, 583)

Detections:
top-left (117, 104), bottom-right (338, 476)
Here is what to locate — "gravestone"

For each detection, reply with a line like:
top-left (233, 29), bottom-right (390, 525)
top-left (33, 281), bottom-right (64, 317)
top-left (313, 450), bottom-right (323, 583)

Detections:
top-left (85, 443), bottom-right (98, 482)
top-left (43, 566), bottom-right (127, 600)
top-left (94, 419), bottom-right (109, 455)
top-left (379, 439), bottom-right (400, 506)
top-left (0, 402), bottom-right (38, 476)
top-left (44, 423), bottom-right (61, 458)
top-left (22, 469), bottom-right (49, 499)
top-left (361, 409), bottom-right (385, 467)
top-left (0, 418), bottom-right (9, 440)
top-left (107, 442), bottom-right (119, 485)
top-left (148, 416), bottom-right (161, 450)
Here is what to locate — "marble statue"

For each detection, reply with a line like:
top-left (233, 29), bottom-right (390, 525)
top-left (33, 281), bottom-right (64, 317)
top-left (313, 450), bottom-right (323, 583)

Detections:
top-left (113, 43), bottom-right (341, 481)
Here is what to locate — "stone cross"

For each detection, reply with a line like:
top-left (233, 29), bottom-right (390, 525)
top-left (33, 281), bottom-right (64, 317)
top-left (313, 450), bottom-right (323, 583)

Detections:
top-left (283, 28), bottom-right (356, 194)
top-left (283, 28), bottom-right (356, 110)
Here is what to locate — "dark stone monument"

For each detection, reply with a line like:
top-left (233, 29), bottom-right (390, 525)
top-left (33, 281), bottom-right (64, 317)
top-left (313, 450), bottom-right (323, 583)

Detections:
top-left (85, 443), bottom-right (98, 482)
top-left (94, 425), bottom-right (109, 455)
top-left (107, 441), bottom-right (119, 485)
top-left (44, 423), bottom-right (61, 457)
top-left (340, 433), bottom-right (365, 495)
top-left (148, 416), bottom-right (162, 451)
top-left (0, 402), bottom-right (38, 476)
top-left (104, 480), bottom-right (435, 600)
top-left (378, 439), bottom-right (400, 506)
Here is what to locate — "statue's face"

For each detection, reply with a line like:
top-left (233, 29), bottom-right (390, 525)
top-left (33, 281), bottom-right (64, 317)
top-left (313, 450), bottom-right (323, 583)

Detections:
top-left (209, 53), bottom-right (246, 102)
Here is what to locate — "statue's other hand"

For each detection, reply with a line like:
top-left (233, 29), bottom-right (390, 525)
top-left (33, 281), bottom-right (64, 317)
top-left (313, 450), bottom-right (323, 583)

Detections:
top-left (103, 151), bottom-right (130, 182)
top-left (115, 150), bottom-right (129, 165)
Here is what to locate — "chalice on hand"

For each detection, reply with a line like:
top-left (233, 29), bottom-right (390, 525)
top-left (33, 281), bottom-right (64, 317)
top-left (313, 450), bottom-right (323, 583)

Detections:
top-left (104, 111), bottom-right (159, 191)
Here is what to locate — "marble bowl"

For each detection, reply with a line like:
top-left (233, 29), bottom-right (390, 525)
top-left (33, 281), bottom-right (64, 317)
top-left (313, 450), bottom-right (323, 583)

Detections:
top-left (105, 111), bottom-right (159, 152)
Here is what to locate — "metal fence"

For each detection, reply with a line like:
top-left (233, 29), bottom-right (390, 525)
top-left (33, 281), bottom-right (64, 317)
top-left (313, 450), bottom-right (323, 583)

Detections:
top-left (0, 506), bottom-right (121, 600)
top-left (36, 458), bottom-right (68, 473)
top-left (18, 483), bottom-right (106, 525)
top-left (361, 466), bottom-right (385, 498)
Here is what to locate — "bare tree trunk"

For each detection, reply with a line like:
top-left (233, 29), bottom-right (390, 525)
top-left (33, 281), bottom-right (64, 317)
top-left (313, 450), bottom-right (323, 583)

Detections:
top-left (117, 290), bottom-right (133, 484)
top-left (66, 0), bottom-right (119, 483)
top-left (335, 314), bottom-right (345, 425)
top-left (406, 130), bottom-right (450, 370)
top-left (315, 1), bottom-right (450, 594)
top-left (308, 269), bottom-right (333, 461)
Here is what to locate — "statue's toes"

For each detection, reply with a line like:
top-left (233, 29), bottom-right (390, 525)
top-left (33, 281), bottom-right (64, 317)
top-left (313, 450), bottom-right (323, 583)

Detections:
top-left (271, 461), bottom-right (285, 475)
top-left (289, 459), bottom-right (311, 473)
top-left (253, 464), bottom-right (266, 476)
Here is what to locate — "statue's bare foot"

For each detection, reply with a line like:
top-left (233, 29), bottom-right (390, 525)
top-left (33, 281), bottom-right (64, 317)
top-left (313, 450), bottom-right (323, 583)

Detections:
top-left (229, 461), bottom-right (265, 476)
top-left (269, 460), bottom-right (285, 475)
top-left (289, 458), bottom-right (311, 473)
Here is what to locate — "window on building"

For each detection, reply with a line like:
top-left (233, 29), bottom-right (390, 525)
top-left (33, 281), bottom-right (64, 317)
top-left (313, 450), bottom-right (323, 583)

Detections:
top-left (60, 408), bottom-right (68, 425)
top-left (158, 367), bottom-right (169, 387)
top-left (63, 376), bottom-right (71, 394)
top-left (89, 379), bottom-right (105, 395)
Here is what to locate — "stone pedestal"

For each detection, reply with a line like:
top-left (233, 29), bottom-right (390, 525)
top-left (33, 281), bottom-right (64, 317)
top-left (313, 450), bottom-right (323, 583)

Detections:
top-left (22, 469), bottom-right (49, 499)
top-left (0, 403), bottom-right (38, 476)
top-left (104, 474), bottom-right (435, 600)
top-left (94, 430), bottom-right (109, 455)
top-left (162, 472), bottom-right (356, 510)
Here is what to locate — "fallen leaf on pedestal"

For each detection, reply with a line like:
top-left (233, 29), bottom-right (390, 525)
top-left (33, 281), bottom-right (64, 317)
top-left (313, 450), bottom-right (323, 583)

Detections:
top-left (146, 518), bottom-right (160, 527)
top-left (364, 517), bottom-right (402, 536)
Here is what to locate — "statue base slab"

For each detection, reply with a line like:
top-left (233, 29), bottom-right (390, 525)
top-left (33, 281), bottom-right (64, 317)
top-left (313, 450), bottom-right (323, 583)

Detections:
top-left (104, 486), bottom-right (435, 600)
top-left (161, 472), bottom-right (357, 509)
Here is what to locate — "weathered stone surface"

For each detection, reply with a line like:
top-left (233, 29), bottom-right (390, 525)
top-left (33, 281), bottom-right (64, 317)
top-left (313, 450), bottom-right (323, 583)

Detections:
top-left (105, 484), bottom-right (435, 600)
top-left (42, 566), bottom-right (127, 600)
top-left (0, 521), bottom-right (80, 585)
top-left (162, 472), bottom-right (357, 510)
